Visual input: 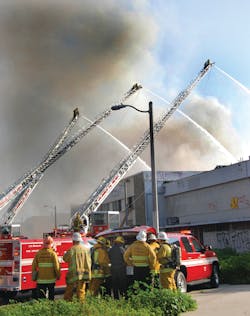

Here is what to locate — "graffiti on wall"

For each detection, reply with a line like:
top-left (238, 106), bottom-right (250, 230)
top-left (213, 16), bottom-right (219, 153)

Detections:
top-left (216, 230), bottom-right (250, 252)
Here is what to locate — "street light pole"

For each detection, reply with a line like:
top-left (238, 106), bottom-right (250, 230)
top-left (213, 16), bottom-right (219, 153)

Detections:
top-left (148, 101), bottom-right (159, 234)
top-left (111, 102), bottom-right (159, 233)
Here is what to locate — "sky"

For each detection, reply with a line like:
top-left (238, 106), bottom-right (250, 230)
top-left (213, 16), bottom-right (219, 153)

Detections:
top-left (0, 0), bottom-right (250, 232)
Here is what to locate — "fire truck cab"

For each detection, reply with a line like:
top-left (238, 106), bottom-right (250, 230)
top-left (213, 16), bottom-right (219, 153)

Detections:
top-left (89, 210), bottom-right (120, 235)
top-left (95, 227), bottom-right (219, 292)
top-left (0, 224), bottom-right (22, 239)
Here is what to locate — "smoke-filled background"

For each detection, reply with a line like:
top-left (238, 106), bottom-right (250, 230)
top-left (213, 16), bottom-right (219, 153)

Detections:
top-left (0, 0), bottom-right (248, 236)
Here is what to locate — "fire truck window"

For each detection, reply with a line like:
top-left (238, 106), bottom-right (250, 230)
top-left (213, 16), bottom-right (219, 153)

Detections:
top-left (191, 237), bottom-right (203, 252)
top-left (92, 213), bottom-right (106, 225)
top-left (108, 213), bottom-right (120, 229)
top-left (181, 237), bottom-right (193, 253)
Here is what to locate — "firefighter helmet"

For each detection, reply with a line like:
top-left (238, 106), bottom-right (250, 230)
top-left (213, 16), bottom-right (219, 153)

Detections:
top-left (114, 236), bottom-right (125, 244)
top-left (148, 233), bottom-right (157, 241)
top-left (43, 236), bottom-right (53, 248)
top-left (157, 231), bottom-right (168, 241)
top-left (72, 232), bottom-right (83, 242)
top-left (136, 230), bottom-right (147, 242)
top-left (97, 236), bottom-right (106, 245)
top-left (105, 239), bottom-right (111, 248)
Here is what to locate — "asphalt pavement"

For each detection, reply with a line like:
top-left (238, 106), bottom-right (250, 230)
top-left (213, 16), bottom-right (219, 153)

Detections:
top-left (182, 284), bottom-right (250, 316)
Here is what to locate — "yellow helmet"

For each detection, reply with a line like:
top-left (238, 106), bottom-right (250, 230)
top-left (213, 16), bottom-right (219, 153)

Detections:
top-left (97, 236), bottom-right (106, 245)
top-left (106, 239), bottom-right (111, 248)
top-left (114, 236), bottom-right (125, 244)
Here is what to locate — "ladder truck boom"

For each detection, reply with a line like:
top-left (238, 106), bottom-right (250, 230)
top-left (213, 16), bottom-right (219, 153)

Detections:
top-left (0, 84), bottom-right (142, 224)
top-left (78, 60), bottom-right (214, 220)
top-left (0, 109), bottom-right (80, 211)
top-left (44, 84), bottom-right (142, 165)
top-left (2, 174), bottom-right (43, 225)
top-left (8, 83), bottom-right (142, 188)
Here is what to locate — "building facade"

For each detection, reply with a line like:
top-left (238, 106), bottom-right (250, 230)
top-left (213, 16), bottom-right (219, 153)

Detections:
top-left (100, 171), bottom-right (199, 227)
top-left (164, 159), bottom-right (250, 252)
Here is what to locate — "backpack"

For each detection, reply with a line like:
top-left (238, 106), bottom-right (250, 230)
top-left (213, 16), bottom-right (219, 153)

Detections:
top-left (169, 243), bottom-right (181, 268)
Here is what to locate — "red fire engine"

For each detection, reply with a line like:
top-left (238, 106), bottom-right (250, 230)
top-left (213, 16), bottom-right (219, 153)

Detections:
top-left (0, 224), bottom-right (95, 299)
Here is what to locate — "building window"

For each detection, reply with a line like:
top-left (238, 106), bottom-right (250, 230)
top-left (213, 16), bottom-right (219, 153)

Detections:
top-left (127, 196), bottom-right (134, 209)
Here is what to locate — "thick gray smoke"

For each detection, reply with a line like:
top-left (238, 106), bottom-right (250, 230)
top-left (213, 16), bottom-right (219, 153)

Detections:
top-left (0, 0), bottom-right (157, 229)
top-left (0, 1), bottom-right (240, 236)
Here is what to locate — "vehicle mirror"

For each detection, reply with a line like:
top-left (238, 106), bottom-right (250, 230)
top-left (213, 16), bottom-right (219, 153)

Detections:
top-left (205, 245), bottom-right (213, 250)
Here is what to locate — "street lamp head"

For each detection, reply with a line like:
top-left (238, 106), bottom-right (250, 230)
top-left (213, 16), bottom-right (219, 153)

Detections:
top-left (111, 104), bottom-right (128, 110)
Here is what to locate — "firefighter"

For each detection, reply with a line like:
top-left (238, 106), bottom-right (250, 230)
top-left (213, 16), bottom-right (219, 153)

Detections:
top-left (123, 230), bottom-right (156, 287)
top-left (103, 238), bottom-right (112, 296)
top-left (108, 236), bottom-right (127, 299)
top-left (32, 236), bottom-right (60, 300)
top-left (147, 233), bottom-right (160, 286)
top-left (157, 231), bottom-right (177, 291)
top-left (89, 236), bottom-right (110, 296)
top-left (63, 232), bottom-right (91, 302)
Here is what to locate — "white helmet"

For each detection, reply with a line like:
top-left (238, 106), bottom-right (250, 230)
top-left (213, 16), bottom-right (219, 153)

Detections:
top-left (157, 231), bottom-right (168, 241)
top-left (72, 232), bottom-right (83, 242)
top-left (136, 230), bottom-right (147, 242)
top-left (148, 233), bottom-right (157, 241)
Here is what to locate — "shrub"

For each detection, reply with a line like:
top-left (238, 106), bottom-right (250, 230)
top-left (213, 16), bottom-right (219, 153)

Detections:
top-left (0, 287), bottom-right (197, 316)
top-left (215, 248), bottom-right (250, 284)
top-left (127, 281), bottom-right (197, 316)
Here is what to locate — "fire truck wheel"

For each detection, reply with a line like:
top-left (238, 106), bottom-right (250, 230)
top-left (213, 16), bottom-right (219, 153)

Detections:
top-left (210, 264), bottom-right (219, 288)
top-left (175, 270), bottom-right (187, 293)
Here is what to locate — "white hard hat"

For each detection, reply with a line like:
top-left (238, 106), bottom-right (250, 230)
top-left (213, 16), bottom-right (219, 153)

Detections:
top-left (72, 232), bottom-right (83, 242)
top-left (157, 231), bottom-right (168, 241)
top-left (136, 230), bottom-right (147, 242)
top-left (148, 233), bottom-right (157, 241)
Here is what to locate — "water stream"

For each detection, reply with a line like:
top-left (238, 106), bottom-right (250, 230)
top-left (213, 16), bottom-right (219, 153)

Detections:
top-left (144, 88), bottom-right (237, 163)
top-left (215, 65), bottom-right (250, 95)
top-left (81, 115), bottom-right (151, 171)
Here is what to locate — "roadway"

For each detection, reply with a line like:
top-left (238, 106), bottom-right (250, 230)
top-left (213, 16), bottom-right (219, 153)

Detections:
top-left (182, 284), bottom-right (250, 316)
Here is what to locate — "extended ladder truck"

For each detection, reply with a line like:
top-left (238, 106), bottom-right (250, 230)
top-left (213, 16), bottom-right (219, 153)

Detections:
top-left (76, 60), bottom-right (214, 225)
top-left (0, 85), bottom-right (141, 299)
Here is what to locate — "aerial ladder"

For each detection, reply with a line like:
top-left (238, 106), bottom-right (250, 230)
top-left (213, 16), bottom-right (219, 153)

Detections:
top-left (0, 84), bottom-right (142, 225)
top-left (76, 60), bottom-right (214, 222)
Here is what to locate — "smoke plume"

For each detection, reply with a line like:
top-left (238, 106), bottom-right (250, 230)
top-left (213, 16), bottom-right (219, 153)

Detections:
top-left (0, 1), bottom-right (241, 236)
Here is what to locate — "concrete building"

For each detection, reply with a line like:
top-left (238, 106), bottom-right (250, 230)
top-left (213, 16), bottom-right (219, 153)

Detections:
top-left (164, 159), bottom-right (250, 252)
top-left (100, 158), bottom-right (250, 252)
top-left (100, 171), bottom-right (199, 228)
